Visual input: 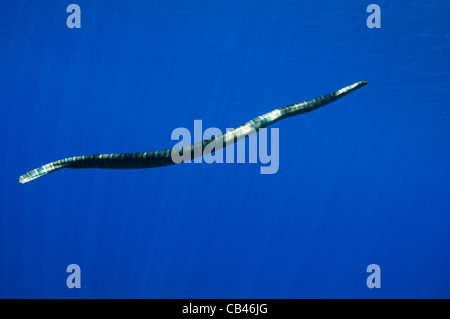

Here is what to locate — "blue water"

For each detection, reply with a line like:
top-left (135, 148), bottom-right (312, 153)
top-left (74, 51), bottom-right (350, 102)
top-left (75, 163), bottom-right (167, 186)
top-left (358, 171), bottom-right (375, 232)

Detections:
top-left (1, 1), bottom-right (449, 298)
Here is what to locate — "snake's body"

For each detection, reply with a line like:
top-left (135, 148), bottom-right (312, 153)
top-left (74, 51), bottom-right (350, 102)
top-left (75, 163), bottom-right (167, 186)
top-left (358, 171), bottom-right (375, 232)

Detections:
top-left (19, 81), bottom-right (367, 184)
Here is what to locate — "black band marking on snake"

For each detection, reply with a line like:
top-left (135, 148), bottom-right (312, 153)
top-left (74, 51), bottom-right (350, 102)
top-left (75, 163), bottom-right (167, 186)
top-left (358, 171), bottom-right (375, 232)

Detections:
top-left (19, 81), bottom-right (367, 184)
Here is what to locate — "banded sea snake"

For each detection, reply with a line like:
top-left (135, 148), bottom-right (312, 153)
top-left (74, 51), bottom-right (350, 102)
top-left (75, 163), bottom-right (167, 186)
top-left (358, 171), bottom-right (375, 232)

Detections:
top-left (19, 81), bottom-right (367, 184)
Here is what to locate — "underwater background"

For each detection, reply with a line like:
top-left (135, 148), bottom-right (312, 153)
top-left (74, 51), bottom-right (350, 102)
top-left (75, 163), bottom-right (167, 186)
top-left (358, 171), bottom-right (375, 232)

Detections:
top-left (1, 1), bottom-right (449, 298)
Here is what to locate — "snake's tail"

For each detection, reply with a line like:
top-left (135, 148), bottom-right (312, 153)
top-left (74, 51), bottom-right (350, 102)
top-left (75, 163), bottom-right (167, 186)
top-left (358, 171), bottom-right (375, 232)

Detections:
top-left (19, 160), bottom-right (68, 184)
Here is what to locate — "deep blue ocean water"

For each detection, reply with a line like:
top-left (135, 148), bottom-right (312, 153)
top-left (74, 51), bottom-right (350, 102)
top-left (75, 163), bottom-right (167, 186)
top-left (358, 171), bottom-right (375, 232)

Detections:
top-left (1, 1), bottom-right (449, 298)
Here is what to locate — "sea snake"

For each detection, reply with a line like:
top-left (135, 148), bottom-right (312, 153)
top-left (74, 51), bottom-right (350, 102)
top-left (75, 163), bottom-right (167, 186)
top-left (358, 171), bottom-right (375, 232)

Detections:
top-left (19, 81), bottom-right (367, 184)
